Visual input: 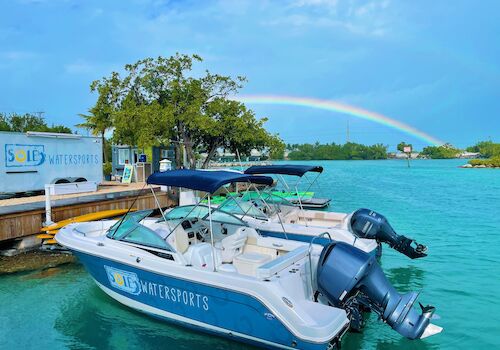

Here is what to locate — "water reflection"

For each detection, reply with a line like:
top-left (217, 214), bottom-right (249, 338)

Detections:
top-left (386, 265), bottom-right (426, 293)
top-left (54, 283), bottom-right (258, 350)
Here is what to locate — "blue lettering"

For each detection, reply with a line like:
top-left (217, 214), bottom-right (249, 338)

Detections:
top-left (7, 149), bottom-right (14, 162)
top-left (141, 281), bottom-right (148, 293)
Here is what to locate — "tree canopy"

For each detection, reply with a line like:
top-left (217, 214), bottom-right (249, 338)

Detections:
top-left (0, 113), bottom-right (72, 133)
top-left (85, 53), bottom-right (283, 168)
top-left (421, 143), bottom-right (460, 159)
top-left (397, 141), bottom-right (413, 153)
top-left (466, 141), bottom-right (500, 158)
top-left (287, 142), bottom-right (388, 160)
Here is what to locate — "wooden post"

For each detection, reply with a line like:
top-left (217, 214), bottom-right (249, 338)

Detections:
top-left (404, 146), bottom-right (412, 168)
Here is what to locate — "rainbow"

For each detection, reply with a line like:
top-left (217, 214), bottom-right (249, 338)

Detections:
top-left (233, 95), bottom-right (444, 146)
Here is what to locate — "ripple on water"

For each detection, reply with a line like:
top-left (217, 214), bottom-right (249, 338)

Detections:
top-left (0, 160), bottom-right (498, 349)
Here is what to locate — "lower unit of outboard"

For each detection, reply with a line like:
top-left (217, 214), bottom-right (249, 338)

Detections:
top-left (316, 242), bottom-right (442, 339)
top-left (350, 208), bottom-right (428, 259)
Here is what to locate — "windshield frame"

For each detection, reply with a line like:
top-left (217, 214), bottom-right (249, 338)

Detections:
top-left (161, 204), bottom-right (249, 227)
top-left (106, 210), bottom-right (174, 252)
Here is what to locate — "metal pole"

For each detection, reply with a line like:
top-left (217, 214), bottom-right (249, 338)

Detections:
top-left (150, 186), bottom-right (168, 223)
top-left (295, 185), bottom-right (307, 227)
top-left (253, 184), bottom-right (288, 239)
top-left (208, 195), bottom-right (217, 272)
top-left (44, 184), bottom-right (54, 225)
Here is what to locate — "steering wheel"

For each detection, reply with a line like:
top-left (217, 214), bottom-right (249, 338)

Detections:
top-left (196, 221), bottom-right (211, 242)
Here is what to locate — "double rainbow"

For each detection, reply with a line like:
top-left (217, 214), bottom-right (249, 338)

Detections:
top-left (233, 95), bottom-right (444, 146)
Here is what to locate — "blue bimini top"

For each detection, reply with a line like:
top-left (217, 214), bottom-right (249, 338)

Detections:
top-left (147, 169), bottom-right (274, 193)
top-left (244, 164), bottom-right (323, 177)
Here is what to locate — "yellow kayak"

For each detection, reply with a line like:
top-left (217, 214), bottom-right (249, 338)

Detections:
top-left (41, 209), bottom-right (136, 232)
top-left (36, 233), bottom-right (55, 239)
top-left (43, 239), bottom-right (58, 245)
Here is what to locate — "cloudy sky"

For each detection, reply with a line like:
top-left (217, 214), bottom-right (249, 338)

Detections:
top-left (1, 0), bottom-right (499, 150)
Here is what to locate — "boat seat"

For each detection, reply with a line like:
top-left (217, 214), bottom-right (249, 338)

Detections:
top-left (186, 243), bottom-right (220, 270)
top-left (171, 225), bottom-right (190, 254)
top-left (256, 245), bottom-right (309, 279)
top-left (215, 227), bottom-right (248, 263)
top-left (233, 252), bottom-right (273, 277)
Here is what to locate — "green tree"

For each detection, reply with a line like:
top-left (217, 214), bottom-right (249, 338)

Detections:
top-left (466, 141), bottom-right (500, 158)
top-left (77, 73), bottom-right (120, 163)
top-left (90, 53), bottom-right (281, 169)
top-left (287, 142), bottom-right (388, 160)
top-left (421, 144), bottom-right (460, 159)
top-left (397, 142), bottom-right (412, 153)
top-left (0, 114), bottom-right (11, 131)
top-left (0, 112), bottom-right (72, 133)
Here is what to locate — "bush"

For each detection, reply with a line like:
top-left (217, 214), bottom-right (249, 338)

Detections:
top-left (468, 156), bottom-right (500, 167)
top-left (103, 162), bottom-right (112, 175)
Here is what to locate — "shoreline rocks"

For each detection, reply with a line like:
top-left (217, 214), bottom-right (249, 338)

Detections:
top-left (0, 250), bottom-right (75, 275)
top-left (460, 163), bottom-right (499, 168)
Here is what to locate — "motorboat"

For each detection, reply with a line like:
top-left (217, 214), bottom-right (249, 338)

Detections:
top-left (246, 165), bottom-right (331, 209)
top-left (242, 165), bottom-right (428, 259)
top-left (56, 170), bottom-right (441, 349)
top-left (215, 194), bottom-right (381, 257)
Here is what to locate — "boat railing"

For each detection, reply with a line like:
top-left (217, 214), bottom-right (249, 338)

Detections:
top-left (308, 232), bottom-right (333, 300)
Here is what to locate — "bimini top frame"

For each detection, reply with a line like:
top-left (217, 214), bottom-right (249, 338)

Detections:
top-left (146, 169), bottom-right (274, 271)
top-left (147, 169), bottom-right (274, 193)
top-left (244, 164), bottom-right (325, 211)
top-left (244, 165), bottom-right (323, 177)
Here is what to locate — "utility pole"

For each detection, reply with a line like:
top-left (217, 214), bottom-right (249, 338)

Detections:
top-left (346, 118), bottom-right (350, 143)
top-left (34, 111), bottom-right (45, 119)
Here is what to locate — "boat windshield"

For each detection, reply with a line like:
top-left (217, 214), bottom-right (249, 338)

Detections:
top-left (164, 204), bottom-right (248, 226)
top-left (106, 210), bottom-right (173, 251)
top-left (218, 197), bottom-right (268, 220)
top-left (248, 192), bottom-right (295, 207)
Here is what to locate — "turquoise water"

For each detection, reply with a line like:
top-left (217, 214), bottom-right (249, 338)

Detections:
top-left (1, 159), bottom-right (499, 349)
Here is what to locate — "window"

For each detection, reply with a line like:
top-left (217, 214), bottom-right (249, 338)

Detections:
top-left (118, 148), bottom-right (130, 165)
top-left (107, 211), bottom-right (153, 239)
top-left (161, 149), bottom-right (171, 158)
top-left (107, 210), bottom-right (173, 251)
top-left (219, 198), bottom-right (267, 220)
top-left (122, 226), bottom-right (170, 250)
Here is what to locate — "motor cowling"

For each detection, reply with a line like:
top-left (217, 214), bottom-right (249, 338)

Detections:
top-left (316, 242), bottom-right (440, 339)
top-left (350, 208), bottom-right (427, 259)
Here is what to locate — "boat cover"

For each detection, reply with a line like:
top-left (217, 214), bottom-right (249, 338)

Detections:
top-left (244, 165), bottom-right (323, 177)
top-left (147, 170), bottom-right (274, 193)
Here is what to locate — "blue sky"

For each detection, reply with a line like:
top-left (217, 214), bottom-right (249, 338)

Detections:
top-left (1, 0), bottom-right (499, 150)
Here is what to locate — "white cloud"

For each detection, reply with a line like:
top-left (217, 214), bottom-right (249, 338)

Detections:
top-left (262, 0), bottom-right (393, 38)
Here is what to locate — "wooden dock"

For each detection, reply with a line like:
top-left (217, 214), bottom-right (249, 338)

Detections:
top-left (0, 183), bottom-right (177, 242)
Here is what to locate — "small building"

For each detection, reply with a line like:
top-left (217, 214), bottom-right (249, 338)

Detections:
top-left (458, 152), bottom-right (481, 159)
top-left (111, 144), bottom-right (176, 179)
top-left (393, 152), bottom-right (420, 159)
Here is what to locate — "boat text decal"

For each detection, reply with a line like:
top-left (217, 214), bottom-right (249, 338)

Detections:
top-left (104, 265), bottom-right (209, 310)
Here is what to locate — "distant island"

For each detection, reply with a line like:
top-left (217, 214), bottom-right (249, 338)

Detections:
top-left (461, 141), bottom-right (500, 168)
top-left (286, 141), bottom-right (500, 166)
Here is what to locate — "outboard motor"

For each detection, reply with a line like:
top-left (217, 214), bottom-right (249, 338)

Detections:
top-left (350, 208), bottom-right (427, 259)
top-left (317, 242), bottom-right (442, 339)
